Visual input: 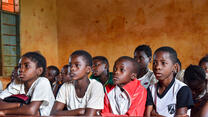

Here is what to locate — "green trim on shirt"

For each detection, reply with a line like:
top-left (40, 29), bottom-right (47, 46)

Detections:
top-left (90, 72), bottom-right (114, 87)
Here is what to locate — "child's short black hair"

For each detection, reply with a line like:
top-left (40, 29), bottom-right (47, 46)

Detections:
top-left (115, 56), bottom-right (140, 76)
top-left (154, 46), bottom-right (178, 64)
top-left (71, 50), bottom-right (92, 67)
top-left (93, 56), bottom-right (109, 70)
top-left (22, 52), bottom-right (46, 77)
top-left (134, 44), bottom-right (152, 57)
top-left (199, 55), bottom-right (208, 66)
top-left (47, 65), bottom-right (59, 76)
top-left (184, 64), bottom-right (206, 84)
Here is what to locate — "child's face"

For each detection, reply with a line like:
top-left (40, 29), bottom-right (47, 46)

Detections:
top-left (200, 61), bottom-right (208, 75)
top-left (18, 57), bottom-right (42, 82)
top-left (134, 51), bottom-right (151, 69)
top-left (113, 59), bottom-right (134, 87)
top-left (61, 66), bottom-right (71, 83)
top-left (92, 59), bottom-right (106, 76)
top-left (45, 68), bottom-right (56, 83)
top-left (69, 55), bottom-right (91, 81)
top-left (153, 51), bottom-right (176, 81)
top-left (186, 81), bottom-right (206, 99)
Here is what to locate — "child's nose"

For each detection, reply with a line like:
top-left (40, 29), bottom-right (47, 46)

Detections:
top-left (154, 63), bottom-right (161, 70)
top-left (70, 65), bottom-right (75, 72)
top-left (114, 70), bottom-right (119, 75)
top-left (18, 67), bottom-right (23, 72)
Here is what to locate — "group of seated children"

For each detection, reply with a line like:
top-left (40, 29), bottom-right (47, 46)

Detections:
top-left (45, 64), bottom-right (71, 97)
top-left (0, 45), bottom-right (207, 117)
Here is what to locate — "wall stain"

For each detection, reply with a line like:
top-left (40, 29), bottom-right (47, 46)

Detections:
top-left (20, 0), bottom-right (208, 71)
top-left (40, 8), bottom-right (44, 12)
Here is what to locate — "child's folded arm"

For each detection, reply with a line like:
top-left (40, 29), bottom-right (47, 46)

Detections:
top-left (0, 100), bottom-right (20, 110)
top-left (83, 108), bottom-right (100, 116)
top-left (0, 101), bottom-right (42, 116)
top-left (50, 101), bottom-right (85, 116)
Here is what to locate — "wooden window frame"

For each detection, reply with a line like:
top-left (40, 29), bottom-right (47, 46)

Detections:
top-left (0, 0), bottom-right (20, 77)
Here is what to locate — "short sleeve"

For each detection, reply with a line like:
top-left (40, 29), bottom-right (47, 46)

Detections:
top-left (176, 86), bottom-right (194, 109)
top-left (56, 83), bottom-right (67, 104)
top-left (30, 78), bottom-right (54, 106)
top-left (146, 87), bottom-right (154, 106)
top-left (0, 88), bottom-right (12, 99)
top-left (87, 81), bottom-right (104, 109)
top-left (0, 81), bottom-right (20, 99)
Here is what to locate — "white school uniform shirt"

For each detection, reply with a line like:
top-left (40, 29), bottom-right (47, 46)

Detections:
top-left (0, 77), bottom-right (55, 116)
top-left (107, 85), bottom-right (130, 115)
top-left (56, 79), bottom-right (104, 110)
top-left (148, 79), bottom-right (192, 117)
top-left (138, 69), bottom-right (157, 89)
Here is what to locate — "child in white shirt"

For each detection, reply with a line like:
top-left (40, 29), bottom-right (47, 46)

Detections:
top-left (0, 52), bottom-right (55, 116)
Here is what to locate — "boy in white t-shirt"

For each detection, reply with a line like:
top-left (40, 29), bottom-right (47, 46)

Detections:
top-left (50, 50), bottom-right (104, 116)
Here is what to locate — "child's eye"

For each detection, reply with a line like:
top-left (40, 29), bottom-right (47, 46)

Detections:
top-left (120, 68), bottom-right (125, 72)
top-left (25, 64), bottom-right (29, 68)
top-left (75, 64), bottom-right (80, 67)
top-left (162, 62), bottom-right (166, 65)
top-left (139, 56), bottom-right (144, 60)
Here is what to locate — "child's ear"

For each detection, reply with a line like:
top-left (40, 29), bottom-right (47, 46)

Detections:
top-left (130, 73), bottom-right (137, 80)
top-left (173, 63), bottom-right (178, 73)
top-left (86, 66), bottom-right (92, 74)
top-left (104, 64), bottom-right (108, 69)
top-left (36, 67), bottom-right (43, 76)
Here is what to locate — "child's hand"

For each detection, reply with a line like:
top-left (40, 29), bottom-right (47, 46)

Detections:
top-left (0, 110), bottom-right (5, 116)
top-left (151, 109), bottom-right (157, 116)
top-left (77, 108), bottom-right (85, 115)
top-left (151, 109), bottom-right (165, 117)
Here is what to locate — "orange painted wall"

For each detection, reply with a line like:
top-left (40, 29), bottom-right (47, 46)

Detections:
top-left (20, 0), bottom-right (58, 67)
top-left (57, 0), bottom-right (208, 70)
top-left (2, 0), bottom-right (207, 88)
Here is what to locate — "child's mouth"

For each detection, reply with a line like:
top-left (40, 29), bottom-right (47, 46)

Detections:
top-left (113, 77), bottom-right (118, 81)
top-left (155, 73), bottom-right (162, 77)
top-left (18, 74), bottom-right (24, 79)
